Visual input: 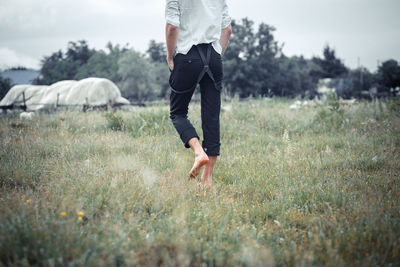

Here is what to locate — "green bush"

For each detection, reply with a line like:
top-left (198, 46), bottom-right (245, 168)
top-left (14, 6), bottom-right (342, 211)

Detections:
top-left (0, 76), bottom-right (12, 100)
top-left (314, 94), bottom-right (345, 130)
top-left (118, 51), bottom-right (162, 100)
top-left (105, 112), bottom-right (124, 131)
top-left (387, 98), bottom-right (400, 117)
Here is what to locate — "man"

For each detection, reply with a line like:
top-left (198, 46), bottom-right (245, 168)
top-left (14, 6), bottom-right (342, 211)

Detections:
top-left (165, 0), bottom-right (232, 186)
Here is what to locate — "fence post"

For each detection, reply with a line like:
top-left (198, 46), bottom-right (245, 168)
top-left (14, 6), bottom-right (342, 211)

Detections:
top-left (22, 92), bottom-right (27, 111)
top-left (83, 97), bottom-right (89, 112)
top-left (56, 93), bottom-right (59, 109)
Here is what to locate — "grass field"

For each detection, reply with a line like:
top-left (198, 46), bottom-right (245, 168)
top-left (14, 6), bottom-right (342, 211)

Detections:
top-left (1, 98), bottom-right (399, 266)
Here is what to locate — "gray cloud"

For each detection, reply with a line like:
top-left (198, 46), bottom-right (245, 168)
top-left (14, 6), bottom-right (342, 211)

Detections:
top-left (0, 0), bottom-right (399, 71)
top-left (229, 0), bottom-right (400, 70)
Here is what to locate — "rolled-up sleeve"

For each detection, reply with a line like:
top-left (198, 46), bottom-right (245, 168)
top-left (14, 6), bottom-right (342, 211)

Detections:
top-left (221, 0), bottom-right (231, 29)
top-left (165, 0), bottom-right (180, 27)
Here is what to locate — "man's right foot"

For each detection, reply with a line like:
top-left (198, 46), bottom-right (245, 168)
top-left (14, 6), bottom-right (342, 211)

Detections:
top-left (189, 153), bottom-right (209, 179)
top-left (200, 175), bottom-right (212, 186)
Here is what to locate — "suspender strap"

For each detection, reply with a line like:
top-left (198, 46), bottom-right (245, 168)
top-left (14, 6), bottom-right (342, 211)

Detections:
top-left (171, 43), bottom-right (216, 94)
top-left (196, 44), bottom-right (215, 83)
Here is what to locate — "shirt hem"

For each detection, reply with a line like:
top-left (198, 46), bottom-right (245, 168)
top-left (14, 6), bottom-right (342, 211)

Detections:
top-left (166, 19), bottom-right (180, 27)
top-left (176, 41), bottom-right (222, 56)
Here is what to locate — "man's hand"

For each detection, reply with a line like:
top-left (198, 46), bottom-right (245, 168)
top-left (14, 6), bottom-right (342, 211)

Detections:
top-left (220, 24), bottom-right (232, 57)
top-left (166, 57), bottom-right (174, 71)
top-left (166, 23), bottom-right (179, 70)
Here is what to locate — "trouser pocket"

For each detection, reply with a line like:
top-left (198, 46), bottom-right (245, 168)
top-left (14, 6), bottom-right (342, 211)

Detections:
top-left (169, 54), bottom-right (203, 93)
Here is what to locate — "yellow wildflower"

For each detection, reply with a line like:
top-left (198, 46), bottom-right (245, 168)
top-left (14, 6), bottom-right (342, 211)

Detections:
top-left (60, 211), bottom-right (67, 216)
top-left (76, 211), bottom-right (84, 217)
top-left (26, 199), bottom-right (32, 203)
top-left (78, 216), bottom-right (83, 221)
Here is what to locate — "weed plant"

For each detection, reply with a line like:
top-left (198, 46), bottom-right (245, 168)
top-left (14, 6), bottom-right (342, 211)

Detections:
top-left (314, 94), bottom-right (346, 131)
top-left (105, 112), bottom-right (125, 131)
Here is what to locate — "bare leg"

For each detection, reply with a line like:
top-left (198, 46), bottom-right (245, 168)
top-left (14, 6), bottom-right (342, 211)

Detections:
top-left (201, 156), bottom-right (217, 186)
top-left (188, 138), bottom-right (209, 179)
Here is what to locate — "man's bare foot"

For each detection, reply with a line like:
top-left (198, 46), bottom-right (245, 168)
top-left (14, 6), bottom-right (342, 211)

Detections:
top-left (189, 153), bottom-right (209, 179)
top-left (200, 174), bottom-right (212, 186)
top-left (200, 156), bottom-right (217, 186)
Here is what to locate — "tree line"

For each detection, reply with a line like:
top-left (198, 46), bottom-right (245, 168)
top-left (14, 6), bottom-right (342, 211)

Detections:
top-left (1, 18), bottom-right (399, 102)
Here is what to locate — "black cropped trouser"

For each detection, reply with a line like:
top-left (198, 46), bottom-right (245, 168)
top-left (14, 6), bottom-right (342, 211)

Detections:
top-left (169, 43), bottom-right (223, 156)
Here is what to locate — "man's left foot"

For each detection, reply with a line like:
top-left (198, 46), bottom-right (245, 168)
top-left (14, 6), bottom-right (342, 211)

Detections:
top-left (189, 153), bottom-right (209, 179)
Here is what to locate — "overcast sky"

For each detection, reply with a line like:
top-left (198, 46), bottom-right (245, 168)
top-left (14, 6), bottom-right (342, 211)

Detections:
top-left (0, 0), bottom-right (399, 72)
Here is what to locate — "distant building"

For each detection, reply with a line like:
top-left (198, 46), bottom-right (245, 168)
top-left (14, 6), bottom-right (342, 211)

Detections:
top-left (0, 69), bottom-right (40, 85)
top-left (317, 78), bottom-right (354, 100)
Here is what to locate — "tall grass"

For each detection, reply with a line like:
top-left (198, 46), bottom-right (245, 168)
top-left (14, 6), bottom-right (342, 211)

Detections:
top-left (0, 98), bottom-right (399, 266)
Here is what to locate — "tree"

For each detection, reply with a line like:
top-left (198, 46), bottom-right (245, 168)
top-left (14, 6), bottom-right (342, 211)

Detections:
top-left (0, 76), bottom-right (11, 101)
top-left (147, 40), bottom-right (167, 63)
top-left (276, 55), bottom-right (319, 98)
top-left (66, 40), bottom-right (93, 62)
top-left (36, 50), bottom-right (67, 85)
top-left (376, 59), bottom-right (400, 96)
top-left (151, 61), bottom-right (170, 98)
top-left (224, 18), bottom-right (269, 97)
top-left (311, 45), bottom-right (348, 79)
top-left (37, 40), bottom-right (95, 85)
top-left (223, 19), bottom-right (255, 97)
top-left (223, 18), bottom-right (282, 97)
top-left (348, 67), bottom-right (374, 98)
top-left (75, 42), bottom-right (128, 83)
top-left (251, 23), bottom-right (282, 96)
top-left (118, 51), bottom-right (160, 100)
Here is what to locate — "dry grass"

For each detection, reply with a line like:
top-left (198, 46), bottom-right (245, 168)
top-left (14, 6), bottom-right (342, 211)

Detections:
top-left (0, 98), bottom-right (399, 266)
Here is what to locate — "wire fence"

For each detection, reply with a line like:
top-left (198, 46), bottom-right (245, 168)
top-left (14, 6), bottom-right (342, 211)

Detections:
top-left (0, 92), bottom-right (157, 113)
top-left (1, 90), bottom-right (239, 113)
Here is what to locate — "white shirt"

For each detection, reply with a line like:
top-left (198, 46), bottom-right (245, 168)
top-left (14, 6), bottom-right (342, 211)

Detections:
top-left (165, 0), bottom-right (231, 55)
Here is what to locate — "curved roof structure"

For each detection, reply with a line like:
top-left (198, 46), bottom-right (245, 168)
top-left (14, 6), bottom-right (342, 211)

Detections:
top-left (0, 77), bottom-right (130, 111)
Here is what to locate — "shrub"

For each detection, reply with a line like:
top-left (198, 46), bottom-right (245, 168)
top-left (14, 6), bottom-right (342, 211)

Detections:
top-left (105, 112), bottom-right (124, 131)
top-left (314, 93), bottom-right (345, 130)
top-left (387, 98), bottom-right (400, 117)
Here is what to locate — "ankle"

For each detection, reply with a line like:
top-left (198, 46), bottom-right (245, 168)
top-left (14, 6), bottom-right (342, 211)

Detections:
top-left (201, 175), bottom-right (212, 185)
top-left (196, 151), bottom-right (208, 158)
top-left (188, 138), bottom-right (206, 156)
top-left (193, 147), bottom-right (207, 158)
